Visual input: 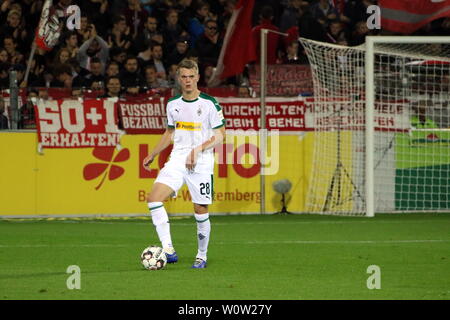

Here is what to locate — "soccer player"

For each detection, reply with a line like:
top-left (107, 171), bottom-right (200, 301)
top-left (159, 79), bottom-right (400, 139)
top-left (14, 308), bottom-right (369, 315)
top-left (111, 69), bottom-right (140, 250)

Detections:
top-left (142, 59), bottom-right (225, 269)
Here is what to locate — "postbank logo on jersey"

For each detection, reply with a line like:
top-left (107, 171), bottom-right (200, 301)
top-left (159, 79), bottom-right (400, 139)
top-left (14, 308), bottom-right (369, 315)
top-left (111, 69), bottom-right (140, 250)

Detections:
top-left (175, 121), bottom-right (202, 131)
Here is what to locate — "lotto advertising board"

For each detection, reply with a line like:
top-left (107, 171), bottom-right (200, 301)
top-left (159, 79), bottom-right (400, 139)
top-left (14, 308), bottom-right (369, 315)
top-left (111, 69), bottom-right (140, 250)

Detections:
top-left (0, 132), bottom-right (313, 217)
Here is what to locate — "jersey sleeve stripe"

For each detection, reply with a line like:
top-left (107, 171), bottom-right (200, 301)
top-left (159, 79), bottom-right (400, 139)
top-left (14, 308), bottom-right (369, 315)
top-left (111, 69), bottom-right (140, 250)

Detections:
top-left (212, 123), bottom-right (224, 129)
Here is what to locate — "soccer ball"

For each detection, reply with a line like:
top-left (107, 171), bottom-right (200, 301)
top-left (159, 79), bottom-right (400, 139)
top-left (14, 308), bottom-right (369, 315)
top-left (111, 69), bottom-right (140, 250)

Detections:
top-left (140, 246), bottom-right (167, 270)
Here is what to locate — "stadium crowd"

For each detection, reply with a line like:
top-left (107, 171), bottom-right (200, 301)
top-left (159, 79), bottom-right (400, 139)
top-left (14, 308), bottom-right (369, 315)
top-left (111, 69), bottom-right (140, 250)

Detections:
top-left (0, 0), bottom-right (449, 130)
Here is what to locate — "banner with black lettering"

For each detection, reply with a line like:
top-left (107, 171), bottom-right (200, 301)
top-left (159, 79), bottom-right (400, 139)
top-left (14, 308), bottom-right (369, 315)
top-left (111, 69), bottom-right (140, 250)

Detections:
top-left (117, 98), bottom-right (168, 134)
top-left (35, 99), bottom-right (121, 148)
top-left (116, 96), bottom-right (410, 134)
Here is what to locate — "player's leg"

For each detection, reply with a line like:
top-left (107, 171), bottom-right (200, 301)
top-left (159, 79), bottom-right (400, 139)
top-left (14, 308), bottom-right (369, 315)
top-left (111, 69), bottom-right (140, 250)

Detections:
top-left (185, 173), bottom-right (213, 269)
top-left (192, 203), bottom-right (210, 268)
top-left (147, 168), bottom-right (184, 263)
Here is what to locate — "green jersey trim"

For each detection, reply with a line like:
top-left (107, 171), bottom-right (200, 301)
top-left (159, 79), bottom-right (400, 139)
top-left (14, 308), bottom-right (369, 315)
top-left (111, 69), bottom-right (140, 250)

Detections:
top-left (199, 92), bottom-right (225, 126)
top-left (167, 94), bottom-right (182, 103)
top-left (181, 97), bottom-right (199, 103)
top-left (199, 92), bottom-right (221, 112)
top-left (212, 123), bottom-right (224, 129)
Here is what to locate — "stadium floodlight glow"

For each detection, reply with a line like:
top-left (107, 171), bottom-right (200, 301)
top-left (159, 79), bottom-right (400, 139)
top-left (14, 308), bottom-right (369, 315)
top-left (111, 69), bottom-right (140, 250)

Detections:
top-left (272, 179), bottom-right (292, 215)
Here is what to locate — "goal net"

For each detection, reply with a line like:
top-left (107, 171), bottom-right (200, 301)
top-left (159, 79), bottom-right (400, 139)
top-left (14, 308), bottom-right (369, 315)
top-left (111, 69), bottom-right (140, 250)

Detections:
top-left (300, 37), bottom-right (450, 216)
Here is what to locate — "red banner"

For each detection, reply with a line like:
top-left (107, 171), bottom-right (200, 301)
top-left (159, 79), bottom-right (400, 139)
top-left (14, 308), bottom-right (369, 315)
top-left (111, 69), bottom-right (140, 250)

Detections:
top-left (35, 99), bottom-right (121, 148)
top-left (380, 0), bottom-right (450, 34)
top-left (115, 97), bottom-right (313, 134)
top-left (220, 98), bottom-right (312, 131)
top-left (117, 98), bottom-right (168, 134)
top-left (249, 64), bottom-right (313, 97)
top-left (33, 97), bottom-right (412, 148)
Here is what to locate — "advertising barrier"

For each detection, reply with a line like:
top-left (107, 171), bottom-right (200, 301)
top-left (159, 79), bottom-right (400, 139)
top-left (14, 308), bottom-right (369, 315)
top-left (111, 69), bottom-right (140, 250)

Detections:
top-left (0, 132), bottom-right (313, 216)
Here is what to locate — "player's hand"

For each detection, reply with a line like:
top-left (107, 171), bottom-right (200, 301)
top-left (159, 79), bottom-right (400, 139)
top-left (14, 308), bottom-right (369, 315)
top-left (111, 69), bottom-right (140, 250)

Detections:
top-left (186, 148), bottom-right (199, 173)
top-left (143, 154), bottom-right (155, 171)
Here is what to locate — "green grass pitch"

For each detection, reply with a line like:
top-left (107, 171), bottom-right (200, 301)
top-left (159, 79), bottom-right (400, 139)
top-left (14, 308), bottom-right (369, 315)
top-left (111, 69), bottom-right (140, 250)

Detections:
top-left (0, 213), bottom-right (449, 300)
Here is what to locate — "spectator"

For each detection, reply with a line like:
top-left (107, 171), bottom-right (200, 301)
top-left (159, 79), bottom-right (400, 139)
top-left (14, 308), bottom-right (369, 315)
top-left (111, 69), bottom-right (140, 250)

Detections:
top-left (37, 88), bottom-right (49, 101)
top-left (0, 96), bottom-right (8, 130)
top-left (19, 89), bottom-right (37, 130)
top-left (109, 0), bottom-right (128, 17)
top-left (343, 0), bottom-right (376, 29)
top-left (350, 21), bottom-right (369, 46)
top-left (135, 15), bottom-right (160, 53)
top-left (50, 63), bottom-right (73, 89)
top-left (238, 86), bottom-right (252, 98)
top-left (107, 15), bottom-right (132, 51)
top-left (83, 57), bottom-right (106, 91)
top-left (62, 31), bottom-right (79, 59)
top-left (55, 0), bottom-right (72, 15)
top-left (188, 1), bottom-right (210, 47)
top-left (149, 42), bottom-right (168, 80)
top-left (71, 87), bottom-right (83, 99)
top-left (0, 62), bottom-right (8, 88)
top-left (0, 47), bottom-right (9, 64)
top-left (3, 36), bottom-right (23, 65)
top-left (137, 43), bottom-right (153, 66)
top-left (143, 64), bottom-right (169, 89)
top-left (176, 0), bottom-right (195, 32)
top-left (122, 0), bottom-right (149, 39)
top-left (196, 19), bottom-right (222, 67)
top-left (326, 20), bottom-right (349, 44)
top-left (119, 55), bottom-right (146, 95)
top-left (76, 14), bottom-right (92, 44)
top-left (29, 66), bottom-right (53, 89)
top-left (105, 61), bottom-right (120, 78)
top-left (161, 9), bottom-right (185, 52)
top-left (109, 47), bottom-right (128, 71)
top-left (218, 0), bottom-right (237, 30)
top-left (252, 6), bottom-right (281, 65)
top-left (199, 63), bottom-right (215, 87)
top-left (10, 63), bottom-right (26, 88)
top-left (310, 0), bottom-right (340, 28)
top-left (24, 56), bottom-right (45, 88)
top-left (298, 3), bottom-right (328, 42)
top-left (150, 32), bottom-right (164, 47)
top-left (140, 0), bottom-right (154, 15)
top-left (279, 0), bottom-right (304, 32)
top-left (1, 9), bottom-right (28, 52)
top-left (98, 76), bottom-right (122, 98)
top-left (280, 40), bottom-right (306, 64)
top-left (166, 63), bottom-right (178, 88)
top-left (53, 48), bottom-right (71, 66)
top-left (167, 36), bottom-right (189, 67)
top-left (79, 0), bottom-right (109, 37)
top-left (69, 57), bottom-right (89, 88)
top-left (78, 24), bottom-right (109, 73)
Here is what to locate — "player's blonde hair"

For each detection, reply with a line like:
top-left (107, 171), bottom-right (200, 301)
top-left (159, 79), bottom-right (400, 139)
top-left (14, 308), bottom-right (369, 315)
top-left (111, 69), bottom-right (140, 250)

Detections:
top-left (176, 59), bottom-right (199, 75)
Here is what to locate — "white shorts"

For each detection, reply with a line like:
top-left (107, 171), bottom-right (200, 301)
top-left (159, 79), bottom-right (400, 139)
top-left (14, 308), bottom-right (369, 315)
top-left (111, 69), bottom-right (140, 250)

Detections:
top-left (155, 161), bottom-right (214, 205)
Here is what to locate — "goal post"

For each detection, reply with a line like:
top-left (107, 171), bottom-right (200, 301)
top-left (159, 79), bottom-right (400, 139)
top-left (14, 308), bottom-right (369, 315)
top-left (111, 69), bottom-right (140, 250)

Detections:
top-left (300, 36), bottom-right (450, 216)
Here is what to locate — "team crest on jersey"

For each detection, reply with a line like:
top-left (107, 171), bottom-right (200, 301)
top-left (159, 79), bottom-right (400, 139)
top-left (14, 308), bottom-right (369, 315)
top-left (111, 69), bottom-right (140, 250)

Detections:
top-left (197, 107), bottom-right (202, 116)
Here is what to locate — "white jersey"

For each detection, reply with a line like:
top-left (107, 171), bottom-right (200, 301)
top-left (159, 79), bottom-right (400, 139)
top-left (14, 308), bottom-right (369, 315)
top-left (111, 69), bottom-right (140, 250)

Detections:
top-left (166, 92), bottom-right (225, 174)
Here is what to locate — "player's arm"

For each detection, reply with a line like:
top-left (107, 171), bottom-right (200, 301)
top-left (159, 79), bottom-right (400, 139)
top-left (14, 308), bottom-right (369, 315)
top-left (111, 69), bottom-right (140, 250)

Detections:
top-left (186, 127), bottom-right (225, 171)
top-left (198, 126), bottom-right (226, 152)
top-left (143, 127), bottom-right (174, 170)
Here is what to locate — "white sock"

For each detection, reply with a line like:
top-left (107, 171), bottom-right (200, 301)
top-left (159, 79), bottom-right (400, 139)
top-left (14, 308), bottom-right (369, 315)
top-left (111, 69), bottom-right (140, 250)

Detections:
top-left (148, 202), bottom-right (173, 249)
top-left (195, 213), bottom-right (210, 261)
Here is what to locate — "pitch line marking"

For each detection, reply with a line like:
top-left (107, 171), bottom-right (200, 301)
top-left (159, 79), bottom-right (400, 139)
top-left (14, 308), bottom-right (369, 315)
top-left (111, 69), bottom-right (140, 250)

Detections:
top-left (0, 239), bottom-right (449, 248)
top-left (70, 220), bottom-right (450, 227)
